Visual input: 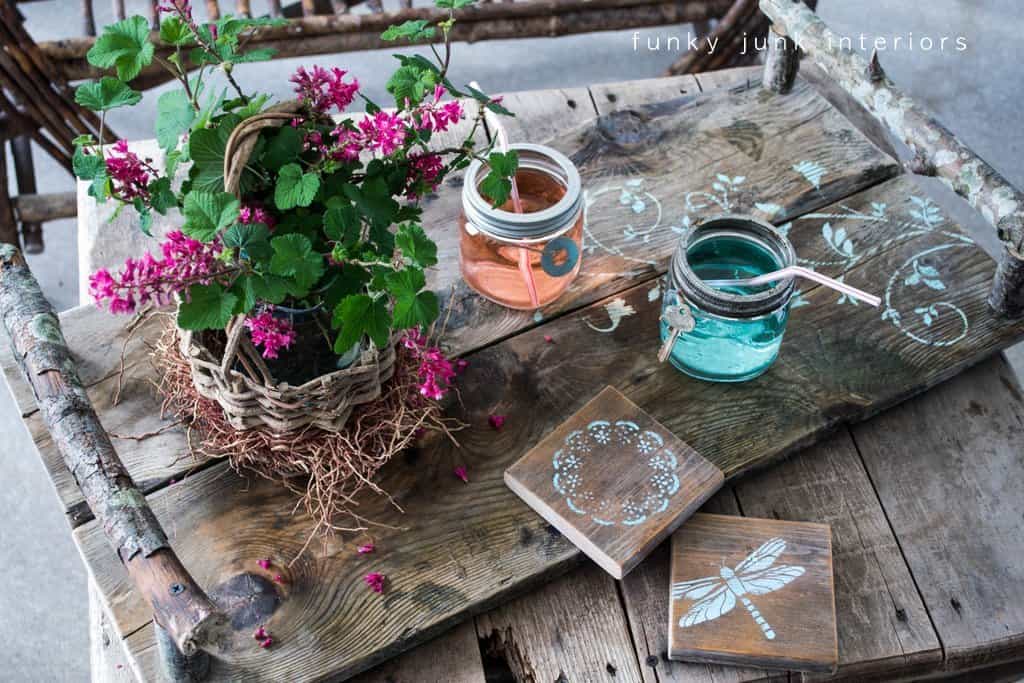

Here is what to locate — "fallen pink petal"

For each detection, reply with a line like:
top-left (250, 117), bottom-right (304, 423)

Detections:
top-left (253, 626), bottom-right (267, 641)
top-left (258, 637), bottom-right (274, 649)
top-left (489, 414), bottom-right (506, 430)
top-left (544, 335), bottom-right (555, 344)
top-left (257, 558), bottom-right (271, 570)
top-left (364, 572), bottom-right (386, 593)
top-left (357, 543), bottom-right (375, 554)
top-left (454, 465), bottom-right (469, 483)
top-left (273, 574), bottom-right (285, 584)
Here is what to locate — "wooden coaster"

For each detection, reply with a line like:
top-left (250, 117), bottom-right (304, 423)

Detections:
top-left (504, 386), bottom-right (724, 579)
top-left (669, 513), bottom-right (837, 672)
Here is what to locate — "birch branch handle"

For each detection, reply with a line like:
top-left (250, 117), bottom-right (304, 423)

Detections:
top-left (0, 245), bottom-right (228, 659)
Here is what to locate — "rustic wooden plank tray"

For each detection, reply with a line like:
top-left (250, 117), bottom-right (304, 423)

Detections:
top-left (7, 74), bottom-right (1024, 680)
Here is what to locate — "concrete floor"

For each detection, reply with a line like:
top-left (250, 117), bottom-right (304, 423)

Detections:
top-left (2, 1), bottom-right (1022, 680)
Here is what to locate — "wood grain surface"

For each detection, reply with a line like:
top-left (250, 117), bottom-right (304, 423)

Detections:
top-left (668, 513), bottom-right (837, 672)
top-left (505, 386), bottom-right (723, 578)
top-left (8, 70), bottom-right (1024, 681)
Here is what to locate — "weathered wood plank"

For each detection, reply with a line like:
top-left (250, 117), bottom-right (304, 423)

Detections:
top-left (475, 562), bottom-right (643, 682)
top-left (0, 304), bottom-right (164, 418)
top-left (90, 579), bottom-right (137, 683)
top-left (620, 490), bottom-right (789, 683)
top-left (589, 74), bottom-right (701, 114)
top-left (70, 173), bottom-right (1024, 681)
top-left (733, 431), bottom-right (942, 681)
top-left (352, 621), bottom-right (487, 683)
top-left (430, 74), bottom-right (900, 354)
top-left (851, 354), bottom-right (1024, 671)
top-left (668, 513), bottom-right (837, 673)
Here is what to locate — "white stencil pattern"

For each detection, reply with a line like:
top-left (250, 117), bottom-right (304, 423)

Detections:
top-left (552, 420), bottom-right (680, 526)
top-left (672, 538), bottom-right (805, 640)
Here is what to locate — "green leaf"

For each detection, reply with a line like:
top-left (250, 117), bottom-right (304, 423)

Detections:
top-left (74, 77), bottom-right (142, 111)
top-left (381, 20), bottom-right (436, 42)
top-left (159, 16), bottom-right (195, 46)
top-left (155, 90), bottom-right (195, 152)
top-left (269, 233), bottom-right (325, 291)
top-left (343, 177), bottom-right (399, 228)
top-left (177, 283), bottom-right (238, 331)
top-left (465, 83), bottom-right (515, 117)
top-left (435, 0), bottom-right (476, 7)
top-left (147, 177), bottom-right (177, 215)
top-left (187, 115), bottom-right (252, 193)
top-left (72, 147), bottom-right (105, 180)
top-left (262, 126), bottom-right (303, 171)
top-left (386, 268), bottom-right (439, 330)
top-left (86, 16), bottom-right (155, 81)
top-left (324, 204), bottom-right (361, 245)
top-left (223, 223), bottom-right (271, 260)
top-left (274, 163), bottom-right (321, 210)
top-left (385, 64), bottom-right (437, 107)
top-left (88, 172), bottom-right (110, 201)
top-left (396, 223), bottom-right (438, 268)
top-left (332, 294), bottom-right (391, 352)
top-left (182, 191), bottom-right (240, 241)
top-left (480, 150), bottom-right (519, 207)
top-left (394, 289), bottom-right (438, 330)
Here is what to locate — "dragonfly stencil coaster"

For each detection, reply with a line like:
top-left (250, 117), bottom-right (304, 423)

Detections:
top-left (669, 513), bottom-right (837, 672)
top-left (504, 386), bottom-right (723, 578)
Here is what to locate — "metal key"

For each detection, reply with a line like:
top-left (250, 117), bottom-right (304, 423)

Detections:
top-left (658, 304), bottom-right (695, 363)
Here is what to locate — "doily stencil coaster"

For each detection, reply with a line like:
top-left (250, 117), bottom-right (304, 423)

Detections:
top-left (504, 386), bottom-right (723, 578)
top-left (669, 513), bottom-right (837, 672)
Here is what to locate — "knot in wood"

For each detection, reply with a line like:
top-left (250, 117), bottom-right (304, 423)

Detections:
top-left (597, 110), bottom-right (659, 147)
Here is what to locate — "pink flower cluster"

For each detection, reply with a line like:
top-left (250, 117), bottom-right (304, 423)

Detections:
top-left (364, 572), bottom-right (386, 593)
top-left (239, 204), bottom-right (276, 231)
top-left (412, 86), bottom-right (464, 134)
top-left (290, 66), bottom-right (360, 114)
top-left (358, 111), bottom-right (407, 156)
top-left (88, 230), bottom-right (222, 314)
top-left (105, 140), bottom-right (152, 201)
top-left (244, 309), bottom-right (297, 359)
top-left (403, 329), bottom-right (456, 401)
top-left (406, 153), bottom-right (444, 199)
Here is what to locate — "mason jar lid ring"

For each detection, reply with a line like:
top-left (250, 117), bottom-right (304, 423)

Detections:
top-left (669, 213), bottom-right (796, 319)
top-left (463, 143), bottom-right (583, 242)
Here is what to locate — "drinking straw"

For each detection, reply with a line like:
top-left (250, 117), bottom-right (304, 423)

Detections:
top-left (471, 82), bottom-right (540, 308)
top-left (701, 265), bottom-right (882, 307)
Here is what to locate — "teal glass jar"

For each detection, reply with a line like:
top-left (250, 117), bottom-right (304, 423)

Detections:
top-left (660, 215), bottom-right (796, 382)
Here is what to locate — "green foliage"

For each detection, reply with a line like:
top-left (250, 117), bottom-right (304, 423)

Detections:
top-left (435, 0), bottom-right (476, 8)
top-left (147, 177), bottom-right (177, 215)
top-left (479, 150), bottom-right (518, 207)
top-left (74, 78), bottom-right (142, 111)
top-left (465, 83), bottom-right (515, 117)
top-left (72, 147), bottom-right (105, 180)
top-left (386, 268), bottom-right (438, 330)
top-left (159, 16), bottom-right (194, 46)
top-left (275, 163), bottom-right (321, 210)
top-left (86, 16), bottom-right (154, 81)
top-left (324, 204), bottom-right (361, 245)
top-left (381, 20), bottom-right (436, 42)
top-left (386, 64), bottom-right (438, 107)
top-left (269, 234), bottom-right (325, 293)
top-left (155, 90), bottom-right (195, 152)
top-left (332, 294), bottom-right (391, 352)
top-left (396, 223), bottom-right (437, 268)
top-left (177, 283), bottom-right (238, 330)
top-left (223, 223), bottom-right (271, 260)
top-left (182, 191), bottom-right (240, 242)
top-left (262, 126), bottom-right (303, 171)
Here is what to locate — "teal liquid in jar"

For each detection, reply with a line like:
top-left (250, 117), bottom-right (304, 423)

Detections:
top-left (661, 216), bottom-right (795, 383)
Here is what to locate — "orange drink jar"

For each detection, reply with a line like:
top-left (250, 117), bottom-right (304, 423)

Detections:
top-left (459, 143), bottom-right (584, 310)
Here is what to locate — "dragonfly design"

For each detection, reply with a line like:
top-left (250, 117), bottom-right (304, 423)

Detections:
top-left (671, 538), bottom-right (805, 640)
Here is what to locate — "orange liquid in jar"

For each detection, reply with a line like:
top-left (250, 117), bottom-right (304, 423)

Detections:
top-left (460, 168), bottom-right (584, 310)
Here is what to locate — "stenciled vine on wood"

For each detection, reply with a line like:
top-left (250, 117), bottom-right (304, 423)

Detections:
top-left (580, 163), bottom-right (975, 347)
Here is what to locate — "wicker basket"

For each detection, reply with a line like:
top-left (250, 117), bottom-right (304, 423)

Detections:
top-left (179, 317), bottom-right (399, 433)
top-left (174, 99), bottom-right (399, 435)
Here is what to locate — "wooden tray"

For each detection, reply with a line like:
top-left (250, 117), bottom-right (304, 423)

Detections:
top-left (8, 75), bottom-right (1024, 681)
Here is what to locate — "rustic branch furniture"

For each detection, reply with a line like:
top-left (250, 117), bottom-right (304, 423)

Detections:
top-left (0, 0), bottom-right (760, 252)
top-left (4, 2), bottom-right (1024, 681)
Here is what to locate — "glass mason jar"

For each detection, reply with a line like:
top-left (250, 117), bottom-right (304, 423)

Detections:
top-left (661, 214), bottom-right (796, 382)
top-left (460, 143), bottom-right (584, 310)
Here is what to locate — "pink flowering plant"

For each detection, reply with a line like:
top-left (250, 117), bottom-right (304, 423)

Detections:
top-left (73, 0), bottom-right (516, 371)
